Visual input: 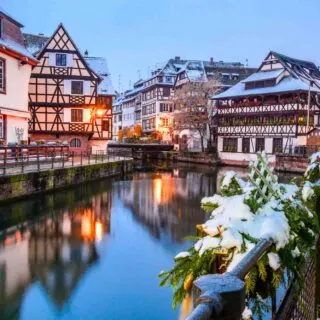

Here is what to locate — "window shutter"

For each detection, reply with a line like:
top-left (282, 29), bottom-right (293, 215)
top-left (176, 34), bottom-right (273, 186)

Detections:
top-left (48, 53), bottom-right (56, 66)
top-left (64, 80), bottom-right (71, 95)
top-left (67, 54), bottom-right (73, 67)
top-left (84, 81), bottom-right (91, 95)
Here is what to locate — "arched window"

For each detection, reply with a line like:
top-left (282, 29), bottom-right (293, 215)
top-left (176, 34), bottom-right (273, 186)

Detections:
top-left (70, 138), bottom-right (81, 148)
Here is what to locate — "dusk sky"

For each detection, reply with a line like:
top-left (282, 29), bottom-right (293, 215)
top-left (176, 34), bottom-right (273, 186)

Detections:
top-left (4, 0), bottom-right (320, 91)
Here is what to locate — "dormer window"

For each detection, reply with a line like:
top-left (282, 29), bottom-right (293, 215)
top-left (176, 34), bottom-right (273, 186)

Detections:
top-left (56, 53), bottom-right (67, 67)
top-left (245, 79), bottom-right (276, 90)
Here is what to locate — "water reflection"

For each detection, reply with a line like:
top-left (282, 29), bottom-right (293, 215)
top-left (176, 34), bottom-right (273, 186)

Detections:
top-left (0, 164), bottom-right (298, 320)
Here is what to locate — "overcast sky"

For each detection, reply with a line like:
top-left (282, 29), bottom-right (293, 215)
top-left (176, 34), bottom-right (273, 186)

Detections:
top-left (3, 0), bottom-right (320, 91)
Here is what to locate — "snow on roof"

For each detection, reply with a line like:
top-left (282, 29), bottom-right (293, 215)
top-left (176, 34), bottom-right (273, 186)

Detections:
top-left (242, 69), bottom-right (284, 83)
top-left (0, 37), bottom-right (37, 61)
top-left (213, 76), bottom-right (320, 99)
top-left (23, 33), bottom-right (49, 55)
top-left (85, 56), bottom-right (115, 96)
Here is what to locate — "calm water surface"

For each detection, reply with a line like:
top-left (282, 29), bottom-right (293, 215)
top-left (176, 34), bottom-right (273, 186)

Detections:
top-left (0, 163), bottom-right (297, 320)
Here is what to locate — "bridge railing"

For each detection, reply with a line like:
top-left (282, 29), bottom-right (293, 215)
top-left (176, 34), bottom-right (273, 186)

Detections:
top-left (187, 237), bottom-right (319, 320)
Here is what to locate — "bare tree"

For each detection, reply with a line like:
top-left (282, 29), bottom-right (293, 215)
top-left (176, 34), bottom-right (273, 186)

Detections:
top-left (171, 78), bottom-right (221, 152)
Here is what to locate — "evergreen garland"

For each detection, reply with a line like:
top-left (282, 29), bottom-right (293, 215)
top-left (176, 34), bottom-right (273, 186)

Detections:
top-left (159, 151), bottom-right (320, 319)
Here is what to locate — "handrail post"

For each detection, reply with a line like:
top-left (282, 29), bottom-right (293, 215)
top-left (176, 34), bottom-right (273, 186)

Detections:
top-left (72, 151), bottom-right (74, 167)
top-left (62, 147), bottom-right (65, 168)
top-left (80, 151), bottom-right (83, 166)
top-left (37, 148), bottom-right (40, 172)
top-left (3, 147), bottom-right (7, 175)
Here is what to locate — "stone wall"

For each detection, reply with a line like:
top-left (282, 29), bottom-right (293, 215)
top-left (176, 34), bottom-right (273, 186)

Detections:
top-left (275, 155), bottom-right (308, 173)
top-left (0, 159), bottom-right (133, 202)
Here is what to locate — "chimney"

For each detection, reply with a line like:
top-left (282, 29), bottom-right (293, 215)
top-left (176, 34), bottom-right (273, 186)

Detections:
top-left (38, 33), bottom-right (44, 36)
top-left (210, 57), bottom-right (214, 64)
top-left (84, 50), bottom-right (89, 56)
top-left (175, 56), bottom-right (181, 62)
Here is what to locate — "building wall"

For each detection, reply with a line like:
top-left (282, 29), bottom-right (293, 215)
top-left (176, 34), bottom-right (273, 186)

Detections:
top-left (6, 115), bottom-right (29, 143)
top-left (0, 52), bottom-right (32, 112)
top-left (217, 136), bottom-right (300, 165)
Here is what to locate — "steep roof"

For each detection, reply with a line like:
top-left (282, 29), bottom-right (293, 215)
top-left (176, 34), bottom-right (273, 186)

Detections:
top-left (23, 33), bottom-right (49, 56)
top-left (85, 56), bottom-right (115, 96)
top-left (214, 51), bottom-right (320, 100)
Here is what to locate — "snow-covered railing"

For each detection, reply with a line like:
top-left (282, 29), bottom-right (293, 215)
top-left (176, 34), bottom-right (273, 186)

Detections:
top-left (187, 238), bottom-right (273, 320)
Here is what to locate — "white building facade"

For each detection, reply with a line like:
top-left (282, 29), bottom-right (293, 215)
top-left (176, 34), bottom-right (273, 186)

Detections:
top-left (0, 8), bottom-right (38, 144)
top-left (213, 51), bottom-right (320, 165)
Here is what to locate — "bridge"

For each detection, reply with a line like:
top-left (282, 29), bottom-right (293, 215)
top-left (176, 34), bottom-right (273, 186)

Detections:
top-left (107, 143), bottom-right (175, 160)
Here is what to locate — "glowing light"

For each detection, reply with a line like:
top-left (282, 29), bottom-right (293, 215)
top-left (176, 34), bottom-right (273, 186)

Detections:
top-left (153, 178), bottom-right (162, 204)
top-left (95, 221), bottom-right (103, 241)
top-left (96, 109), bottom-right (104, 117)
top-left (81, 216), bottom-right (91, 238)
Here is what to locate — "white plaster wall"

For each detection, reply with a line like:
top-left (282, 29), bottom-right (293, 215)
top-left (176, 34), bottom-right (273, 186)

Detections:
top-left (6, 115), bottom-right (28, 143)
top-left (122, 106), bottom-right (135, 128)
top-left (0, 52), bottom-right (32, 112)
top-left (89, 140), bottom-right (108, 152)
top-left (265, 138), bottom-right (273, 153)
top-left (64, 109), bottom-right (71, 122)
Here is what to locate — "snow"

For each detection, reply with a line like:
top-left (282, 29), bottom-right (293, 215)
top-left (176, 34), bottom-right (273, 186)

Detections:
top-left (0, 37), bottom-right (37, 61)
top-left (242, 69), bottom-right (283, 83)
top-left (242, 306), bottom-right (253, 320)
top-left (221, 171), bottom-right (237, 187)
top-left (291, 247), bottom-right (300, 258)
top-left (213, 75), bottom-right (320, 100)
top-left (220, 228), bottom-right (243, 250)
top-left (302, 182), bottom-right (315, 201)
top-left (310, 152), bottom-right (320, 164)
top-left (267, 252), bottom-right (281, 271)
top-left (175, 252), bottom-right (191, 259)
top-left (278, 183), bottom-right (298, 201)
top-left (85, 57), bottom-right (115, 95)
top-left (196, 236), bottom-right (221, 256)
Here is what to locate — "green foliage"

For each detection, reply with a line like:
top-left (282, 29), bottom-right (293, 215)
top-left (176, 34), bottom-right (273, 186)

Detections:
top-left (220, 176), bottom-right (243, 197)
top-left (201, 201), bottom-right (219, 213)
top-left (158, 248), bottom-right (216, 309)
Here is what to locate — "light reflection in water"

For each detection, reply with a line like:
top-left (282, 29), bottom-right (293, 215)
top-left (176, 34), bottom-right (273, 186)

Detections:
top-left (0, 164), bottom-right (297, 320)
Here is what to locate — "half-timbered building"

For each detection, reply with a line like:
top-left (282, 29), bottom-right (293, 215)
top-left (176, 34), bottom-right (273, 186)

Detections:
top-left (213, 51), bottom-right (320, 165)
top-left (0, 7), bottom-right (38, 145)
top-left (26, 24), bottom-right (113, 151)
top-left (84, 52), bottom-right (115, 149)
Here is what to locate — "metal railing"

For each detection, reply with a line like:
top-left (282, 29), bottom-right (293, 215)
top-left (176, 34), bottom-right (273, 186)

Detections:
top-left (0, 145), bottom-right (131, 176)
top-left (187, 239), bottom-right (272, 320)
top-left (187, 237), bottom-right (319, 320)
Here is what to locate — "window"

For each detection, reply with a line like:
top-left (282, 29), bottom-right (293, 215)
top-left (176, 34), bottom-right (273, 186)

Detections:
top-left (242, 138), bottom-right (250, 153)
top-left (0, 58), bottom-right (5, 94)
top-left (71, 109), bottom-right (83, 122)
top-left (56, 53), bottom-right (67, 67)
top-left (71, 81), bottom-right (83, 95)
top-left (70, 138), bottom-right (81, 148)
top-left (223, 138), bottom-right (237, 152)
top-left (256, 138), bottom-right (265, 152)
top-left (102, 120), bottom-right (109, 131)
top-left (0, 19), bottom-right (2, 38)
top-left (142, 118), bottom-right (156, 130)
top-left (160, 103), bottom-right (173, 112)
top-left (163, 87), bottom-right (171, 97)
top-left (166, 76), bottom-right (172, 83)
top-left (273, 138), bottom-right (283, 154)
top-left (245, 79), bottom-right (276, 90)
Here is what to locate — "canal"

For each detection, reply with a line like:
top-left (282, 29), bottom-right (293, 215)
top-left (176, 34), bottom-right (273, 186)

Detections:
top-left (0, 163), bottom-right (296, 320)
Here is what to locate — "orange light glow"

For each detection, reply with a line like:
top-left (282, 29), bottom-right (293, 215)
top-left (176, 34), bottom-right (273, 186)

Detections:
top-left (153, 178), bottom-right (162, 204)
top-left (96, 109), bottom-right (104, 117)
top-left (81, 216), bottom-right (92, 238)
top-left (95, 221), bottom-right (103, 241)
